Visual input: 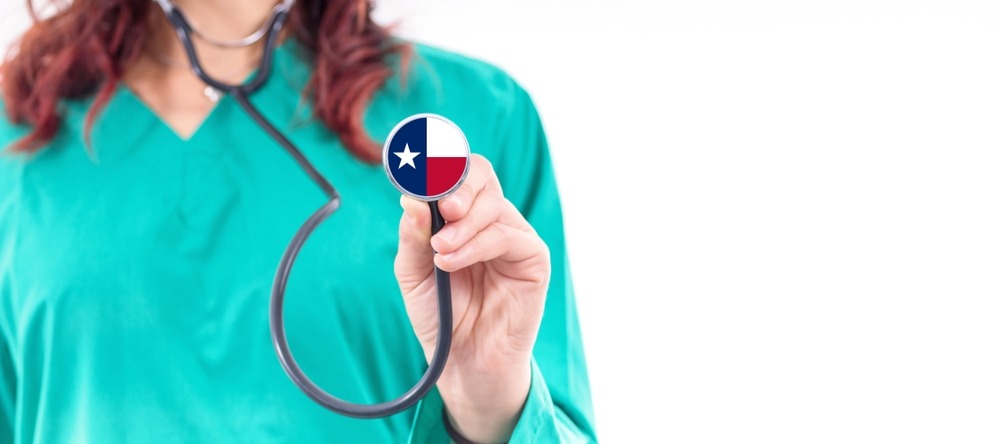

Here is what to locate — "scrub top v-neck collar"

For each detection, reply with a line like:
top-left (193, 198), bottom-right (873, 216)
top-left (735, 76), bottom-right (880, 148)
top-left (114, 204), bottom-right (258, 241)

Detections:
top-left (67, 42), bottom-right (311, 169)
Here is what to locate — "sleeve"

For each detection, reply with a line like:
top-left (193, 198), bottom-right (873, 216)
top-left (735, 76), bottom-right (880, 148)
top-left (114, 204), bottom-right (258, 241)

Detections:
top-left (408, 78), bottom-right (597, 443)
top-left (0, 164), bottom-right (18, 443)
top-left (0, 212), bottom-right (16, 442)
top-left (0, 104), bottom-right (25, 441)
top-left (0, 337), bottom-right (15, 441)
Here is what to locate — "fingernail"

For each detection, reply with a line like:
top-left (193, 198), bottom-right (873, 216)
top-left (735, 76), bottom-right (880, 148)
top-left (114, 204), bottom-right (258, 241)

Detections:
top-left (437, 226), bottom-right (456, 241)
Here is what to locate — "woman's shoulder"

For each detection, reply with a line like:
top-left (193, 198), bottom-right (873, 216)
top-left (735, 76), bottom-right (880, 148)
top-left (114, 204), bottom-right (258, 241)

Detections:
top-left (0, 100), bottom-right (30, 148)
top-left (410, 43), bottom-right (518, 92)
top-left (0, 100), bottom-right (32, 194)
top-left (383, 43), bottom-right (551, 200)
top-left (379, 43), bottom-right (539, 150)
top-left (385, 42), bottom-right (532, 118)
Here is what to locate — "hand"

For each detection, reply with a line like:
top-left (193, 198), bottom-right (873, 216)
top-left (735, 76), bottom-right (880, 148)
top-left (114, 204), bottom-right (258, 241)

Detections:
top-left (395, 154), bottom-right (551, 443)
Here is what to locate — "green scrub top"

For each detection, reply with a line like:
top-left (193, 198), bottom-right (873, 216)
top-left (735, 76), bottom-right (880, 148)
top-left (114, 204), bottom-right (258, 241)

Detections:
top-left (0, 43), bottom-right (595, 443)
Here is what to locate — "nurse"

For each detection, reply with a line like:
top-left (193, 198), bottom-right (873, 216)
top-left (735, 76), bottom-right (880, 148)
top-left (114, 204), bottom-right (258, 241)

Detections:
top-left (0, 0), bottom-right (595, 443)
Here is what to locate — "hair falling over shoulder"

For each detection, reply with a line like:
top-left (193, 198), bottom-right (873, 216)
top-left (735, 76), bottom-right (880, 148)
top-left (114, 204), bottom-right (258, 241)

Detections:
top-left (0, 0), bottom-right (409, 163)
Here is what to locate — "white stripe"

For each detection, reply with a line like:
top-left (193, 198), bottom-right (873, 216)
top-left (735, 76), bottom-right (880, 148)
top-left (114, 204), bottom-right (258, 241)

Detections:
top-left (425, 117), bottom-right (468, 158)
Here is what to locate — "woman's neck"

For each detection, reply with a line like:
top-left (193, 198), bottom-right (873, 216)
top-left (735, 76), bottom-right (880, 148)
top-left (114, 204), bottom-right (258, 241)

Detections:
top-left (123, 0), bottom-right (284, 139)
top-left (170, 0), bottom-right (282, 44)
top-left (151, 0), bottom-right (281, 69)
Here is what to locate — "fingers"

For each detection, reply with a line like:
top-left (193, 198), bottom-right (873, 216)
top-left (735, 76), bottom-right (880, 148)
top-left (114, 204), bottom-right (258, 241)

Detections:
top-left (429, 191), bottom-right (507, 255)
top-left (400, 153), bottom-right (546, 278)
top-left (437, 155), bottom-right (499, 222)
top-left (394, 195), bottom-right (435, 291)
top-left (431, 154), bottom-right (529, 253)
top-left (399, 195), bottom-right (432, 246)
top-left (433, 222), bottom-right (549, 274)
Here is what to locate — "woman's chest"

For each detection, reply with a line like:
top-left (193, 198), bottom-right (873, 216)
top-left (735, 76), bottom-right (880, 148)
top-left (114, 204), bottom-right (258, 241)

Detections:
top-left (2, 143), bottom-right (411, 347)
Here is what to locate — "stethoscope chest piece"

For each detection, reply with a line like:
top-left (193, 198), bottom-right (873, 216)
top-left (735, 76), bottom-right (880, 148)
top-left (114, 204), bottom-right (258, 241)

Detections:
top-left (383, 114), bottom-right (471, 202)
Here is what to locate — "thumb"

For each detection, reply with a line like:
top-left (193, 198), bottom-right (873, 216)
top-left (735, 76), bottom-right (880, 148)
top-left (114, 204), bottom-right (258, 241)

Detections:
top-left (395, 196), bottom-right (436, 293)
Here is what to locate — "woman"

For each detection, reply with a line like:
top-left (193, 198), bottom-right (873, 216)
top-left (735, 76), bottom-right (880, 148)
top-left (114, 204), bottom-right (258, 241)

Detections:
top-left (0, 0), bottom-right (595, 443)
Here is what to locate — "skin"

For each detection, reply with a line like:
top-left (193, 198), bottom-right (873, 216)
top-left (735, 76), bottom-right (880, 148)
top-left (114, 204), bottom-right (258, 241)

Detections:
top-left (126, 1), bottom-right (551, 442)
top-left (397, 155), bottom-right (549, 442)
top-left (125, 0), bottom-right (276, 138)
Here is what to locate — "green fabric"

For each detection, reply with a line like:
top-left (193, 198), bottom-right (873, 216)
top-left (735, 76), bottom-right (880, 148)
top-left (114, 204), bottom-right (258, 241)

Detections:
top-left (0, 42), bottom-right (595, 443)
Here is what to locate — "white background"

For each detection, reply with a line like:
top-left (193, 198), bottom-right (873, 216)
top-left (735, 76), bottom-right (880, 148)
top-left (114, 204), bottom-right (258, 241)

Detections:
top-left (4, 1), bottom-right (1000, 442)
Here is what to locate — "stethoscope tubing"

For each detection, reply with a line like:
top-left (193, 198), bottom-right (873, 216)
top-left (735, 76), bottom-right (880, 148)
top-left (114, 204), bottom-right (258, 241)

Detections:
top-left (153, 0), bottom-right (454, 418)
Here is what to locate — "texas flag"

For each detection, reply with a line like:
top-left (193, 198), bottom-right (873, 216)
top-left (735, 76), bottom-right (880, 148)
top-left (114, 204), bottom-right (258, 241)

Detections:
top-left (384, 114), bottom-right (470, 200)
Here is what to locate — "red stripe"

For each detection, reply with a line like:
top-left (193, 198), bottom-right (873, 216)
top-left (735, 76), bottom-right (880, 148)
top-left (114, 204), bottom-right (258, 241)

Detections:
top-left (426, 157), bottom-right (467, 196)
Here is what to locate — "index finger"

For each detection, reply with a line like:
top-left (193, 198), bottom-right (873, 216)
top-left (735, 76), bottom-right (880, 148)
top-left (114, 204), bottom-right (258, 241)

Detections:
top-left (438, 154), bottom-right (501, 221)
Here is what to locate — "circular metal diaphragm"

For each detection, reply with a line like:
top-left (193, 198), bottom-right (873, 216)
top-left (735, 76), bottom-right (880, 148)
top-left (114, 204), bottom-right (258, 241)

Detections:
top-left (383, 114), bottom-right (471, 202)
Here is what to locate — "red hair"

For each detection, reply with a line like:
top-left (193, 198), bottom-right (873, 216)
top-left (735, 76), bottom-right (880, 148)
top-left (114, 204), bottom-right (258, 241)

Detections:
top-left (1, 0), bottom-right (408, 163)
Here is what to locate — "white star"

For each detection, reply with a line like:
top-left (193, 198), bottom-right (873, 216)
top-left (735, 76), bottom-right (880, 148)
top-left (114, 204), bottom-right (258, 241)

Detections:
top-left (394, 143), bottom-right (421, 169)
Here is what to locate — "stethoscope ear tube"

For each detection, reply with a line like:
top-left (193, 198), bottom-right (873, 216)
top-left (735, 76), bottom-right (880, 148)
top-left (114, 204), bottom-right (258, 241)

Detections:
top-left (152, 0), bottom-right (455, 418)
top-left (154, 0), bottom-right (289, 95)
top-left (232, 91), bottom-right (454, 418)
top-left (269, 197), bottom-right (453, 418)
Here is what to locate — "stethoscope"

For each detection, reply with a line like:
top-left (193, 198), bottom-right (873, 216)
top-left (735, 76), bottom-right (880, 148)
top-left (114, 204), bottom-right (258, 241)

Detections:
top-left (152, 0), bottom-right (457, 419)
